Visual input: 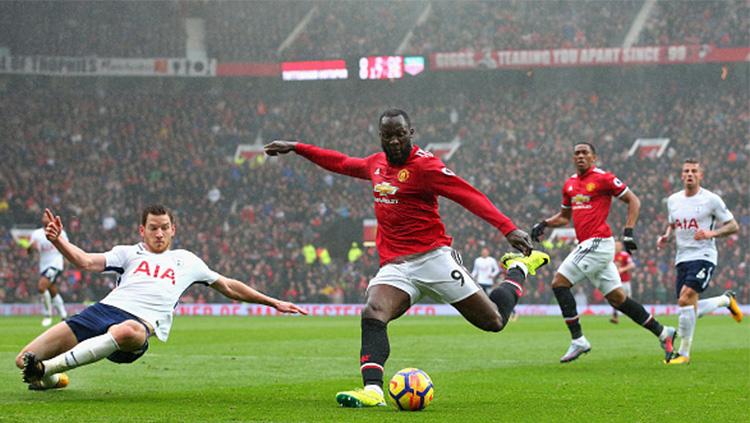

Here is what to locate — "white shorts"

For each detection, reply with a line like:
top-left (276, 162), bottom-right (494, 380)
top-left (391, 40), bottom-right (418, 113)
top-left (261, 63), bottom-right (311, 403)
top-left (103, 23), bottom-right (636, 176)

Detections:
top-left (621, 281), bottom-right (632, 297)
top-left (368, 247), bottom-right (480, 304)
top-left (557, 237), bottom-right (622, 295)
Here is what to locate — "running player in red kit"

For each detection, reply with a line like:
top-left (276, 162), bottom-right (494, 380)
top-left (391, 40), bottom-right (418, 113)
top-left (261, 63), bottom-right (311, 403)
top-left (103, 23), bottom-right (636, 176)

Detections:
top-left (265, 109), bottom-right (549, 408)
top-left (610, 240), bottom-right (635, 324)
top-left (530, 143), bottom-right (676, 363)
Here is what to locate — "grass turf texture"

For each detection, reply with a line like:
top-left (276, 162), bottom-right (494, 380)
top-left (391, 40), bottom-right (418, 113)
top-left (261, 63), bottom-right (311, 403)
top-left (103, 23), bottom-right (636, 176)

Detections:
top-left (1, 315), bottom-right (748, 422)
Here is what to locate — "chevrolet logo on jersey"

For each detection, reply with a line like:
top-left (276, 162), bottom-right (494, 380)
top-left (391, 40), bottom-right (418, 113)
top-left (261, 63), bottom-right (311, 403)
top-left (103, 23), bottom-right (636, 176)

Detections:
top-left (374, 182), bottom-right (399, 196)
top-left (572, 194), bottom-right (591, 204)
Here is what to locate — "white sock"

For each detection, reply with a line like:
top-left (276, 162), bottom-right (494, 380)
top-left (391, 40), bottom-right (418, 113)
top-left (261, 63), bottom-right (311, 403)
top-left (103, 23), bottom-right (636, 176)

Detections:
top-left (52, 294), bottom-right (68, 319)
top-left (364, 384), bottom-right (383, 396)
top-left (697, 294), bottom-right (730, 318)
top-left (43, 333), bottom-right (120, 375)
top-left (510, 262), bottom-right (529, 277)
top-left (41, 291), bottom-right (52, 317)
top-left (678, 305), bottom-right (696, 357)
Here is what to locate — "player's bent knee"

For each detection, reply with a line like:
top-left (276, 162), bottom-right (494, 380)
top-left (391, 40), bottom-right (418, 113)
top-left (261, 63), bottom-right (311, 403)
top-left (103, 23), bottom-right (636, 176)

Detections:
top-left (361, 303), bottom-right (389, 322)
top-left (551, 274), bottom-right (572, 289)
top-left (605, 288), bottom-right (626, 307)
top-left (109, 321), bottom-right (146, 350)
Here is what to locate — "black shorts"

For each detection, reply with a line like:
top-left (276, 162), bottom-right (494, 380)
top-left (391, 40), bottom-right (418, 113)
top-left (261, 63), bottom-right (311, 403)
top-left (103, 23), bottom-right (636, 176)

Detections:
top-left (675, 260), bottom-right (716, 297)
top-left (66, 302), bottom-right (150, 364)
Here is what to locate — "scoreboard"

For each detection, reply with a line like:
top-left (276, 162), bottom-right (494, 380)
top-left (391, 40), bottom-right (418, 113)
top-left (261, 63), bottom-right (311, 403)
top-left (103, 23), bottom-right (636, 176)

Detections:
top-left (359, 56), bottom-right (403, 80)
top-left (281, 56), bottom-right (425, 81)
top-left (358, 56), bottom-right (425, 80)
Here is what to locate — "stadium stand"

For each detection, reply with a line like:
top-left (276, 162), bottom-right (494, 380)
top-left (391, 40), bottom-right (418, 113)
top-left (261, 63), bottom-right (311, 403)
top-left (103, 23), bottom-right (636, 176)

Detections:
top-left (636, 0), bottom-right (750, 47)
top-left (1, 1), bottom-right (748, 60)
top-left (0, 1), bottom-right (184, 57)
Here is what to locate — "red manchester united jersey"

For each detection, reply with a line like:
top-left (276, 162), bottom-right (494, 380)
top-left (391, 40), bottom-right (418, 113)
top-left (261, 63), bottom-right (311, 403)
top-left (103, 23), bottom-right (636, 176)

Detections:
top-left (614, 250), bottom-right (633, 282)
top-left (561, 166), bottom-right (628, 242)
top-left (295, 143), bottom-right (518, 265)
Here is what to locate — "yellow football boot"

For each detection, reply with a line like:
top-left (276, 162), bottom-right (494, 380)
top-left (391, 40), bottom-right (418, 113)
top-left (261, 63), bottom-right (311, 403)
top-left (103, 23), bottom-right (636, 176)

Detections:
top-left (664, 354), bottom-right (690, 365)
top-left (500, 250), bottom-right (551, 276)
top-left (725, 290), bottom-right (743, 323)
top-left (335, 388), bottom-right (386, 408)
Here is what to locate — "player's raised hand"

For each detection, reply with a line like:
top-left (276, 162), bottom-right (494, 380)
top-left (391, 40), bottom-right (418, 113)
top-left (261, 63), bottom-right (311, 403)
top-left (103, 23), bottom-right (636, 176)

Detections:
top-left (274, 300), bottom-right (308, 315)
top-left (43, 208), bottom-right (64, 242)
top-left (506, 229), bottom-right (533, 256)
top-left (264, 140), bottom-right (298, 156)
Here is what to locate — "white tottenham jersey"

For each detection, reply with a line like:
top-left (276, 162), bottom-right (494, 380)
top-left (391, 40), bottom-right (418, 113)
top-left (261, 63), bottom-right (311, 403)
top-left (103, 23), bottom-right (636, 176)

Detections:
top-left (30, 228), bottom-right (67, 273)
top-left (667, 188), bottom-right (734, 265)
top-left (471, 256), bottom-right (500, 286)
top-left (100, 243), bottom-right (221, 341)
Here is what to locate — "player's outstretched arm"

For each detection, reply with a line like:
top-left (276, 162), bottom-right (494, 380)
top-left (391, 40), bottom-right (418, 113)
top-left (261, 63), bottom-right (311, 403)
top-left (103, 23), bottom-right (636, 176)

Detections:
top-left (532, 208), bottom-right (572, 241)
top-left (43, 208), bottom-right (106, 272)
top-left (211, 276), bottom-right (308, 315)
top-left (695, 218), bottom-right (739, 240)
top-left (264, 140), bottom-right (298, 156)
top-left (265, 139), bottom-right (369, 179)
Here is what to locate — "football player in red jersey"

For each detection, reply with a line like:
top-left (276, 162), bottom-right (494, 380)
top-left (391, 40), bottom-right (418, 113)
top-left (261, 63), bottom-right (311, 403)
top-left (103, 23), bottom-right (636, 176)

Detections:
top-left (265, 109), bottom-right (549, 408)
top-left (610, 240), bottom-right (635, 324)
top-left (530, 143), bottom-right (676, 363)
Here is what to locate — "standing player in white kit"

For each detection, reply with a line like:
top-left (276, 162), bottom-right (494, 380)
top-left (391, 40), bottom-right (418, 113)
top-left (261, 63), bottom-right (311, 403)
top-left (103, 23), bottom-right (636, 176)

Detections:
top-left (28, 212), bottom-right (69, 326)
top-left (657, 159), bottom-right (742, 364)
top-left (471, 247), bottom-right (501, 294)
top-left (16, 205), bottom-right (307, 390)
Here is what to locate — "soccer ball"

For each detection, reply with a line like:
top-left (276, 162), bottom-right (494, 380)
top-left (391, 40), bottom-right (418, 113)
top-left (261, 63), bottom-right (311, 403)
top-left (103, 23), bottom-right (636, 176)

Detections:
top-left (387, 368), bottom-right (434, 411)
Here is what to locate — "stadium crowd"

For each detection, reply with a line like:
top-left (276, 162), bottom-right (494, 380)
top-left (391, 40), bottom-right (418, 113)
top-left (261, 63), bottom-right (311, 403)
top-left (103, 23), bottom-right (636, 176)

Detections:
top-left (637, 0), bottom-right (750, 48)
top-left (408, 0), bottom-right (641, 54)
top-left (1, 76), bottom-right (746, 307)
top-left (0, 1), bottom-right (184, 58)
top-left (2, 1), bottom-right (748, 62)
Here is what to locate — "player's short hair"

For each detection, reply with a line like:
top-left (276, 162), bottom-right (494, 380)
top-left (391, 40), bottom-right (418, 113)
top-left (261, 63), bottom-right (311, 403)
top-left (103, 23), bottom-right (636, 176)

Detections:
top-left (682, 158), bottom-right (703, 173)
top-left (379, 108), bottom-right (411, 127)
top-left (574, 142), bottom-right (596, 154)
top-left (141, 204), bottom-right (174, 225)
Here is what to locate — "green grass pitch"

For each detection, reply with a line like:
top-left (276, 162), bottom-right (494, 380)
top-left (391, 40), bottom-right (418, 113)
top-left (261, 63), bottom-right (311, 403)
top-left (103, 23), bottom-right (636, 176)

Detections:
top-left (2, 315), bottom-right (748, 422)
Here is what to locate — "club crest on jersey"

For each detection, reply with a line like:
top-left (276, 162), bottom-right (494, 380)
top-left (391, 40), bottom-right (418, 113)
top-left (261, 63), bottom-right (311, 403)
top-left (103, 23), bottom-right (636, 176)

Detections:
top-left (586, 183), bottom-right (596, 192)
top-left (374, 182), bottom-right (399, 196)
top-left (133, 260), bottom-right (176, 285)
top-left (397, 169), bottom-right (410, 182)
